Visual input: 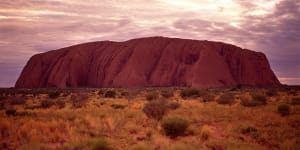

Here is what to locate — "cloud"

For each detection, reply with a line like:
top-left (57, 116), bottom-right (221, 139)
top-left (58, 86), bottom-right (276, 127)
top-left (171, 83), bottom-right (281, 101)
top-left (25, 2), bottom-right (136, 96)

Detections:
top-left (0, 0), bottom-right (299, 86)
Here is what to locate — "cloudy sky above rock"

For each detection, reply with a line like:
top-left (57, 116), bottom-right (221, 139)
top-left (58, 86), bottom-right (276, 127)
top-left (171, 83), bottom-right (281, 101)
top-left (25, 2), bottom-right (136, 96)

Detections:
top-left (0, 0), bottom-right (299, 87)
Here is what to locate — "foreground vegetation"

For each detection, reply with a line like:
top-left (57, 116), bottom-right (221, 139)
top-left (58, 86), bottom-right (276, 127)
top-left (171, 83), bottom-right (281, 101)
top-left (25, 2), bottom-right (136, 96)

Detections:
top-left (0, 86), bottom-right (299, 150)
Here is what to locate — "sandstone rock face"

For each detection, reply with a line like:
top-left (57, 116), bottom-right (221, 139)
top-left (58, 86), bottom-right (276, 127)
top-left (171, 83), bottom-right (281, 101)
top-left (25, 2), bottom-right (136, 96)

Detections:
top-left (15, 37), bottom-right (281, 88)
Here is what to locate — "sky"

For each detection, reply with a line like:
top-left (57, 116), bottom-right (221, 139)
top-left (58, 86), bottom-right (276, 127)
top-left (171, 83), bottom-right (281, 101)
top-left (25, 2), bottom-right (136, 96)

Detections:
top-left (0, 0), bottom-right (299, 87)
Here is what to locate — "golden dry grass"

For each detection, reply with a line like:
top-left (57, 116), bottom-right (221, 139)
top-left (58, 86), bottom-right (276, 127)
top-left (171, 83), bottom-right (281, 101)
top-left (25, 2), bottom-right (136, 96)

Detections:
top-left (0, 87), bottom-right (299, 150)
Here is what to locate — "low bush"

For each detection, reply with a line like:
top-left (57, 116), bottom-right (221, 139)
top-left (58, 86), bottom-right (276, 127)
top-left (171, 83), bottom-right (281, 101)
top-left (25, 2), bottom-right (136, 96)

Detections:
top-left (265, 89), bottom-right (278, 97)
top-left (200, 125), bottom-right (211, 141)
top-left (240, 126), bottom-right (259, 139)
top-left (168, 144), bottom-right (197, 150)
top-left (111, 104), bottom-right (126, 109)
top-left (62, 92), bottom-right (70, 97)
top-left (216, 93), bottom-right (235, 105)
top-left (92, 138), bottom-right (112, 150)
top-left (131, 144), bottom-right (153, 150)
top-left (121, 91), bottom-right (129, 97)
top-left (167, 102), bottom-right (181, 110)
top-left (24, 104), bottom-right (40, 110)
top-left (145, 91), bottom-right (159, 101)
top-left (5, 109), bottom-right (16, 116)
top-left (48, 91), bottom-right (60, 99)
top-left (17, 111), bottom-right (36, 117)
top-left (180, 88), bottom-right (200, 98)
top-left (40, 99), bottom-right (55, 108)
top-left (291, 97), bottom-right (300, 105)
top-left (5, 109), bottom-right (36, 117)
top-left (19, 142), bottom-right (50, 150)
top-left (288, 89), bottom-right (297, 96)
top-left (161, 90), bottom-right (174, 99)
top-left (185, 126), bottom-right (197, 136)
top-left (104, 90), bottom-right (116, 98)
top-left (71, 93), bottom-right (89, 108)
top-left (278, 104), bottom-right (291, 116)
top-left (240, 95), bottom-right (266, 107)
top-left (56, 100), bottom-right (66, 109)
top-left (251, 93), bottom-right (267, 105)
top-left (0, 102), bottom-right (5, 110)
top-left (10, 96), bottom-right (26, 105)
top-left (0, 95), bottom-right (7, 101)
top-left (161, 116), bottom-right (189, 138)
top-left (200, 92), bottom-right (215, 102)
top-left (98, 90), bottom-right (105, 96)
top-left (143, 100), bottom-right (167, 120)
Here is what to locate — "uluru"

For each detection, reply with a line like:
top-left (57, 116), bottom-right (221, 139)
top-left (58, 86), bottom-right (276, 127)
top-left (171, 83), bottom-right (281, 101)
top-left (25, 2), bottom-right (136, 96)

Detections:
top-left (15, 37), bottom-right (281, 88)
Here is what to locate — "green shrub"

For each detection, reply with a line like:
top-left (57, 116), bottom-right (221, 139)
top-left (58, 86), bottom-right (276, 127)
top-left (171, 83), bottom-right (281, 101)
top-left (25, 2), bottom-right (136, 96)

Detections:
top-left (40, 99), bottom-right (55, 108)
top-left (92, 138), bottom-right (111, 150)
top-left (161, 116), bottom-right (189, 138)
top-left (143, 100), bottom-right (167, 120)
top-left (167, 102), bottom-right (181, 110)
top-left (48, 91), bottom-right (60, 99)
top-left (251, 93), bottom-right (267, 105)
top-left (161, 90), bottom-right (174, 99)
top-left (104, 90), bottom-right (116, 98)
top-left (145, 91), bottom-right (159, 101)
top-left (291, 97), bottom-right (300, 105)
top-left (216, 93), bottom-right (235, 105)
top-left (278, 104), bottom-right (291, 116)
top-left (180, 88), bottom-right (200, 98)
top-left (5, 109), bottom-right (16, 116)
top-left (111, 104), bottom-right (126, 109)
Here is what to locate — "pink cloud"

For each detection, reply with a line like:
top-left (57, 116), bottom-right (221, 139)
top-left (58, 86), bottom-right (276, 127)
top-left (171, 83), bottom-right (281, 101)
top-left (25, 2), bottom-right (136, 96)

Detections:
top-left (0, 0), bottom-right (299, 86)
